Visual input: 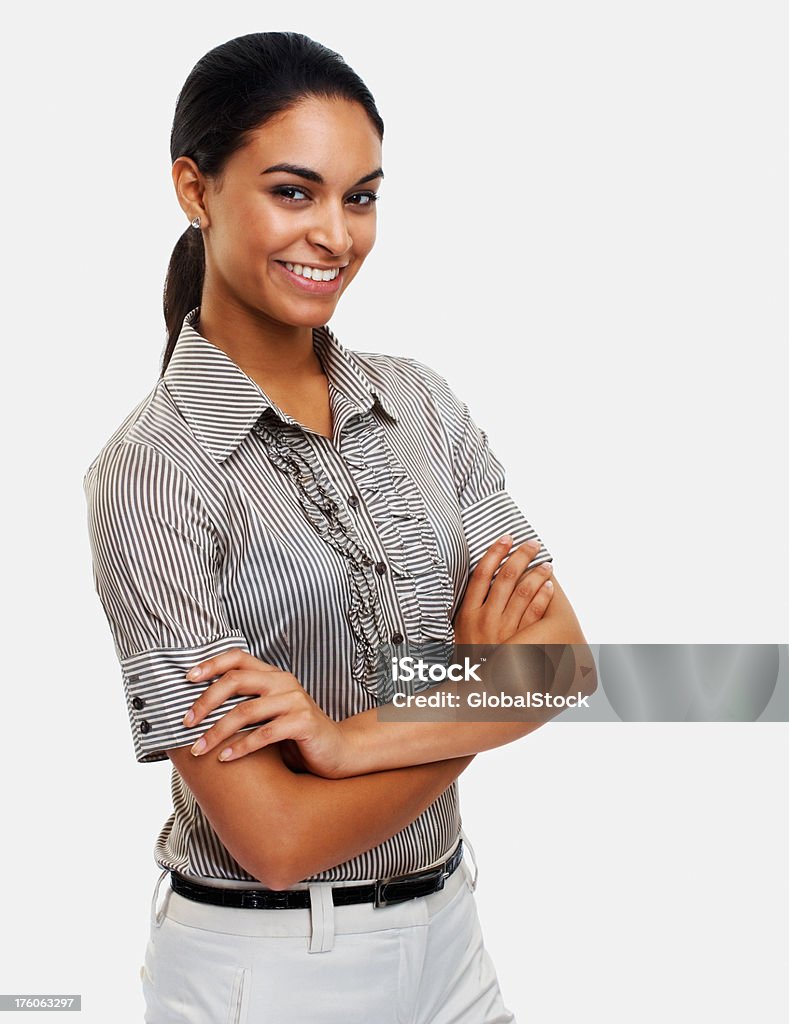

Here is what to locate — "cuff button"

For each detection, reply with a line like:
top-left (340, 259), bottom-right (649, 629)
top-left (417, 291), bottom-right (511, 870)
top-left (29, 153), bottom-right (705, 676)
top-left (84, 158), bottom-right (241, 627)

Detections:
top-left (139, 719), bottom-right (152, 734)
top-left (132, 696), bottom-right (145, 710)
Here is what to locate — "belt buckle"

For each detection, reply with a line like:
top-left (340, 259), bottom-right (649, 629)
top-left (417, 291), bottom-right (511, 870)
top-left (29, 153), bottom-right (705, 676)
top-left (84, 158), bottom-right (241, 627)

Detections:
top-left (373, 867), bottom-right (445, 908)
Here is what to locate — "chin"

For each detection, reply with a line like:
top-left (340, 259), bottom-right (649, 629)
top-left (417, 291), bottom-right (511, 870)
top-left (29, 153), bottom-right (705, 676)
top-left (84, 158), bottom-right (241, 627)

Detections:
top-left (277, 302), bottom-right (341, 328)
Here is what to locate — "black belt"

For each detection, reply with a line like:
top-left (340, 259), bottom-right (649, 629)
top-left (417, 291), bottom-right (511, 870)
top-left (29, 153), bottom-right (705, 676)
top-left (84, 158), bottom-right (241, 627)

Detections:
top-left (170, 840), bottom-right (464, 910)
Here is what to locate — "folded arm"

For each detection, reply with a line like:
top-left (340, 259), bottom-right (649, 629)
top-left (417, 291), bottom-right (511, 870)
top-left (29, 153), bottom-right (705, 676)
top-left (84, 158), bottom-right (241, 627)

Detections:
top-left (177, 563), bottom-right (597, 778)
top-left (167, 741), bottom-right (473, 890)
top-left (338, 575), bottom-right (596, 775)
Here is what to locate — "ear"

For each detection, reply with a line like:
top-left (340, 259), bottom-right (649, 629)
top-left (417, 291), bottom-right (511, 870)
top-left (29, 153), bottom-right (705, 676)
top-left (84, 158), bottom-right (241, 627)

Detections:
top-left (172, 155), bottom-right (209, 228)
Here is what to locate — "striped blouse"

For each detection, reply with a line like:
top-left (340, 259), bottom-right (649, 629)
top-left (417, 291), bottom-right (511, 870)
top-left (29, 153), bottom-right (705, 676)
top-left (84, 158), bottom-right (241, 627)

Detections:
top-left (83, 306), bottom-right (553, 885)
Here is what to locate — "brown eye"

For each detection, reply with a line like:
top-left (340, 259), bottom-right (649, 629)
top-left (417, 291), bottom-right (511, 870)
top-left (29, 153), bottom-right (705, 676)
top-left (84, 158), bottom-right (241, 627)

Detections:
top-left (347, 192), bottom-right (379, 206)
top-left (272, 186), bottom-right (309, 202)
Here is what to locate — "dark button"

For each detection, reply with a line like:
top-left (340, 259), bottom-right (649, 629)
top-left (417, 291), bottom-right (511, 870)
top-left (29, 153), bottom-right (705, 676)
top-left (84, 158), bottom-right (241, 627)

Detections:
top-left (348, 495), bottom-right (360, 509)
top-left (391, 632), bottom-right (404, 645)
top-left (375, 561), bottom-right (387, 575)
top-left (139, 719), bottom-right (152, 734)
top-left (131, 696), bottom-right (145, 710)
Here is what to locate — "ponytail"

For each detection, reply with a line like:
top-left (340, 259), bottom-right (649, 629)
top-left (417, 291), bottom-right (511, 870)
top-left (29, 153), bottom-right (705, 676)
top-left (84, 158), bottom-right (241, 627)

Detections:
top-left (161, 225), bottom-right (205, 375)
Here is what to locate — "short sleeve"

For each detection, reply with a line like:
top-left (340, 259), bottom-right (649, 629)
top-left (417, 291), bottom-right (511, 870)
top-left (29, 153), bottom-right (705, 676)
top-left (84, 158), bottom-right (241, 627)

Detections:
top-left (83, 441), bottom-right (260, 764)
top-left (406, 358), bottom-right (553, 575)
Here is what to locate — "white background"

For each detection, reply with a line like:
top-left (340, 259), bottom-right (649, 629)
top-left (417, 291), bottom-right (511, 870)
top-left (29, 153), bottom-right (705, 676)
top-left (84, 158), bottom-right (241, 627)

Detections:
top-left (2, 2), bottom-right (787, 1021)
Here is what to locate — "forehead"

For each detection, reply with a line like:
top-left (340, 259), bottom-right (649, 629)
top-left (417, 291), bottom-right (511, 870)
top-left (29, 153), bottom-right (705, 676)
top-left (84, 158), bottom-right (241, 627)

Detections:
top-left (237, 95), bottom-right (381, 177)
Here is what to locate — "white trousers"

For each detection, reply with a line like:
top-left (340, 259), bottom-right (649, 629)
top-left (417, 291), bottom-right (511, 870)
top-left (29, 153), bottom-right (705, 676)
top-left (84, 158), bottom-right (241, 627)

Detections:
top-left (141, 839), bottom-right (518, 1023)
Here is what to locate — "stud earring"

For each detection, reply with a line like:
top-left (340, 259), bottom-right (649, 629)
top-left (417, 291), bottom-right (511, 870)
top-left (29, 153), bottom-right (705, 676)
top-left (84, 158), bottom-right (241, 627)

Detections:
top-left (191, 216), bottom-right (201, 229)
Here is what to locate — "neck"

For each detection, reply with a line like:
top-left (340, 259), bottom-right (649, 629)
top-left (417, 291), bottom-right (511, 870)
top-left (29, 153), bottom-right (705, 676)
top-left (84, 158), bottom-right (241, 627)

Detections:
top-left (196, 292), bottom-right (321, 383)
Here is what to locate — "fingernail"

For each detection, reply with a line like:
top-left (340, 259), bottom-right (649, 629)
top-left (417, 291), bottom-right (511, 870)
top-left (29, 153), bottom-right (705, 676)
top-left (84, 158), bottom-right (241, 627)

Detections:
top-left (190, 738), bottom-right (206, 755)
top-left (544, 580), bottom-right (554, 589)
top-left (498, 534), bottom-right (513, 546)
top-left (183, 710), bottom-right (195, 726)
top-left (527, 539), bottom-right (540, 552)
top-left (187, 666), bottom-right (201, 680)
top-left (218, 748), bottom-right (233, 761)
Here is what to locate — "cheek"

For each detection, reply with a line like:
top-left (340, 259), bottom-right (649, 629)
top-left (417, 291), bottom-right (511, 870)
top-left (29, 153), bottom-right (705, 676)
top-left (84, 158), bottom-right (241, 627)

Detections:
top-left (355, 215), bottom-right (377, 256)
top-left (223, 199), bottom-right (290, 254)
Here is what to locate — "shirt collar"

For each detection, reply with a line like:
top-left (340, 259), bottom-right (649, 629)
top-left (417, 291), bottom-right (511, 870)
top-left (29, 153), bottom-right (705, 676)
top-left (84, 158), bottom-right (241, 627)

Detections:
top-left (162, 306), bottom-right (399, 463)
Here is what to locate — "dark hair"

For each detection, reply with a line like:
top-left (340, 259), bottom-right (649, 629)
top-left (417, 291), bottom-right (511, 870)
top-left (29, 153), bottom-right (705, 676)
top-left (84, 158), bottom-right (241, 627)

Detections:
top-left (161, 31), bottom-right (384, 374)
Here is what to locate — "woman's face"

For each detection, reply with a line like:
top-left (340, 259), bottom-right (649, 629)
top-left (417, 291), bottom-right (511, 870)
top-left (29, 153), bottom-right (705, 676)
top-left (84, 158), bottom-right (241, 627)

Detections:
top-left (195, 95), bottom-right (383, 329)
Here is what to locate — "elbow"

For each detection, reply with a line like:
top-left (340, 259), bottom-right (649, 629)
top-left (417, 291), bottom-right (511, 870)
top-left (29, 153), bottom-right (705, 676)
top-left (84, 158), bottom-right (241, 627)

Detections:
top-left (245, 825), bottom-right (313, 891)
top-left (167, 743), bottom-right (318, 891)
top-left (573, 638), bottom-right (598, 700)
top-left (256, 864), bottom-right (302, 892)
top-left (542, 631), bottom-right (597, 700)
top-left (254, 850), bottom-right (313, 892)
top-left (243, 851), bottom-right (290, 891)
top-left (240, 850), bottom-right (302, 892)
top-left (541, 629), bottom-right (597, 699)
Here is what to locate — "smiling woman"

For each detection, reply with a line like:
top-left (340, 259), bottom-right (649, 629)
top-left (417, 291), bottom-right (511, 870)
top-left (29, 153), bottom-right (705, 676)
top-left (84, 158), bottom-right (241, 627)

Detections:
top-left (84, 28), bottom-right (586, 1024)
top-left (171, 94), bottom-right (382, 380)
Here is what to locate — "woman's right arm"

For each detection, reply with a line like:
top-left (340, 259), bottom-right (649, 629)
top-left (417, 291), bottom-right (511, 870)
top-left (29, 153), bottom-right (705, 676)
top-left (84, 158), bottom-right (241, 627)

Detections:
top-left (85, 443), bottom-right (470, 888)
top-left (167, 742), bottom-right (472, 889)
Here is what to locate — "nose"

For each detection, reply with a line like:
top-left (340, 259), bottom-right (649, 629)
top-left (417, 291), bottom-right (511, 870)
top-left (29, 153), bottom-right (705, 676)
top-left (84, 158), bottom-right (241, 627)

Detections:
top-left (306, 198), bottom-right (352, 257)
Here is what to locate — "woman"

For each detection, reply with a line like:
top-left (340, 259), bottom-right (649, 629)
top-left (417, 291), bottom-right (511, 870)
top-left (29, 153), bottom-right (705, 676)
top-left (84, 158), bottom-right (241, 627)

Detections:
top-left (84, 31), bottom-right (591, 1023)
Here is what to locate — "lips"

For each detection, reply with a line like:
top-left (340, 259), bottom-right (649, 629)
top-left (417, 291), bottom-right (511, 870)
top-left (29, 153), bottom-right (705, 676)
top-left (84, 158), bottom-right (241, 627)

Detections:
top-left (280, 261), bottom-right (344, 281)
top-left (274, 260), bottom-right (345, 294)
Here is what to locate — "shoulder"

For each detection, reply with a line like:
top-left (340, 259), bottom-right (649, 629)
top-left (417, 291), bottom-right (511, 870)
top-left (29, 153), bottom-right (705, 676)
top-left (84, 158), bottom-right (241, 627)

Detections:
top-left (83, 381), bottom-right (207, 520)
top-left (350, 347), bottom-right (449, 393)
top-left (84, 380), bottom-right (207, 490)
top-left (349, 348), bottom-right (467, 426)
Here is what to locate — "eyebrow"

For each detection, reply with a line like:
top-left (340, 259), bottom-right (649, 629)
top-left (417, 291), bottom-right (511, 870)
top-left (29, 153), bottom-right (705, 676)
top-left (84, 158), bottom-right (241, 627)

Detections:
top-left (261, 163), bottom-right (384, 187)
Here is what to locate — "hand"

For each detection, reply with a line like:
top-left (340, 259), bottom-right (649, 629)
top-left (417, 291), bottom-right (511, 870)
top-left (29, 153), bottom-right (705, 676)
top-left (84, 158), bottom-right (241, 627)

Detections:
top-left (453, 534), bottom-right (554, 647)
top-left (181, 648), bottom-right (351, 778)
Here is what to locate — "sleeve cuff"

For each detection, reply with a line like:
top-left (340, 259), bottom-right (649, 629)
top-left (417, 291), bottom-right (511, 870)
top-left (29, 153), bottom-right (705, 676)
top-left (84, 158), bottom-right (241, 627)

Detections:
top-left (120, 633), bottom-right (263, 763)
top-left (461, 489), bottom-right (553, 576)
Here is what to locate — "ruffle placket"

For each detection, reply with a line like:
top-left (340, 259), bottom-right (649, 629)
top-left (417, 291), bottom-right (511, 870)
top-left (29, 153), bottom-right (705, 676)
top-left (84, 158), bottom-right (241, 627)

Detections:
top-left (252, 414), bottom-right (391, 696)
top-left (252, 409), bottom-right (457, 700)
top-left (340, 414), bottom-right (456, 660)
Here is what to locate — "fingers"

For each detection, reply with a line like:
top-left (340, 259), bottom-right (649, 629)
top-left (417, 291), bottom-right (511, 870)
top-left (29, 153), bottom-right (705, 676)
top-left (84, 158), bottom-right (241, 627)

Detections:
top-left (211, 712), bottom-right (314, 764)
top-left (517, 574), bottom-right (555, 630)
top-left (500, 560), bottom-right (554, 629)
top-left (483, 539), bottom-right (544, 615)
top-left (184, 667), bottom-right (296, 728)
top-left (188, 690), bottom-right (308, 757)
top-left (463, 534), bottom-right (520, 611)
top-left (184, 647), bottom-right (278, 683)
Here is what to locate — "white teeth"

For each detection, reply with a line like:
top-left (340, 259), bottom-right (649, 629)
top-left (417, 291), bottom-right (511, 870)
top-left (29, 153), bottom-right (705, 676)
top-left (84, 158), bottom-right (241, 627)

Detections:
top-left (283, 262), bottom-right (340, 281)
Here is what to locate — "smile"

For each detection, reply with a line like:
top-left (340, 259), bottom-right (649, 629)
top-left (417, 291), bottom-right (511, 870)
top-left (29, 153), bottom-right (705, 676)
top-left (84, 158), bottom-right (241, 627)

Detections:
top-left (274, 260), bottom-right (347, 294)
top-left (282, 262), bottom-right (342, 281)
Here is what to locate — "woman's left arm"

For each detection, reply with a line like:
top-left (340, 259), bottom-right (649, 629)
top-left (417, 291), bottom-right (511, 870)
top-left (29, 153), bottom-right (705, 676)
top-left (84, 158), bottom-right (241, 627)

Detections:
top-left (337, 574), bottom-right (596, 775)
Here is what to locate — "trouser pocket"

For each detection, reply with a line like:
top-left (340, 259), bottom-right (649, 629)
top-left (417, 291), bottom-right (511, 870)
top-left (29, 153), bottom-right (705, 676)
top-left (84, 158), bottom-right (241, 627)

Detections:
top-left (141, 918), bottom-right (251, 1024)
